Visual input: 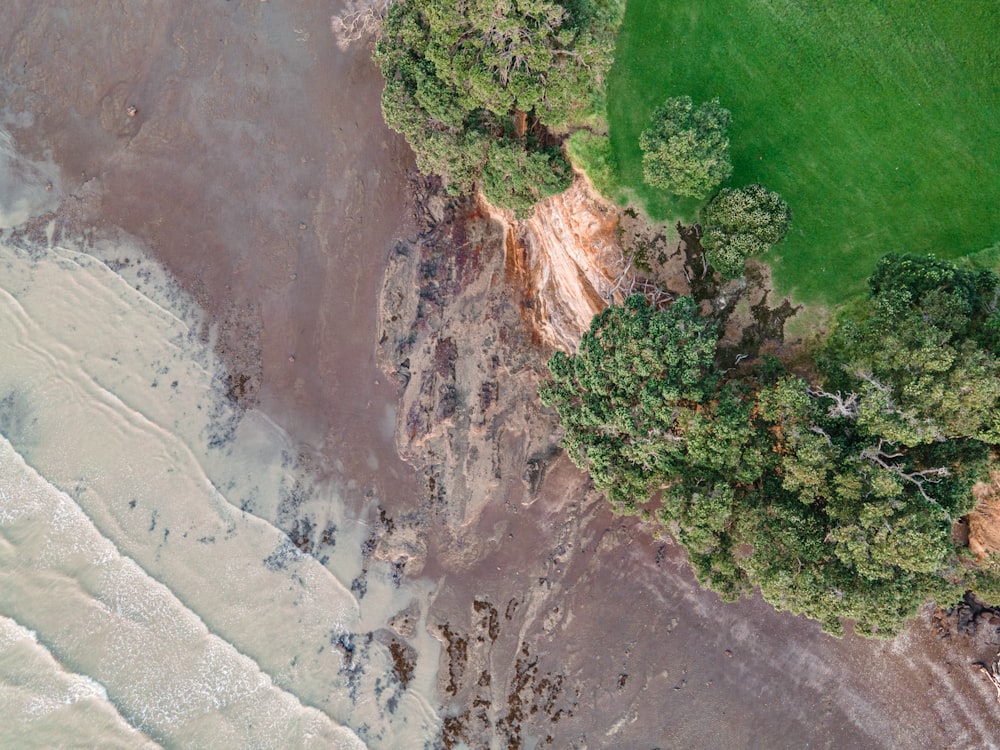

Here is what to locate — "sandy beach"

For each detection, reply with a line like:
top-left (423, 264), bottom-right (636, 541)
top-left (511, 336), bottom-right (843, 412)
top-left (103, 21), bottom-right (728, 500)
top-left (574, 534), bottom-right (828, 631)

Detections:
top-left (2, 0), bottom-right (419, 508)
top-left (3, 1), bottom-right (1000, 747)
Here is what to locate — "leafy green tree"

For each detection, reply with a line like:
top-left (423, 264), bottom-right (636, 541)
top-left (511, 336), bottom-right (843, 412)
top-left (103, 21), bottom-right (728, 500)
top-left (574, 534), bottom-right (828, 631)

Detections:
top-left (480, 140), bottom-right (572, 217)
top-left (639, 96), bottom-right (732, 198)
top-left (821, 254), bottom-right (1000, 444)
top-left (539, 294), bottom-right (718, 512)
top-left (701, 184), bottom-right (791, 279)
top-left (374, 0), bottom-right (623, 214)
top-left (747, 374), bottom-right (981, 635)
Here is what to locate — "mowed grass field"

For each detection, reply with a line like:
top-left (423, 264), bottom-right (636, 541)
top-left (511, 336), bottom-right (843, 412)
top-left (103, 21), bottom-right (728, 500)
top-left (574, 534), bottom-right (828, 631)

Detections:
top-left (606, 1), bottom-right (1000, 303)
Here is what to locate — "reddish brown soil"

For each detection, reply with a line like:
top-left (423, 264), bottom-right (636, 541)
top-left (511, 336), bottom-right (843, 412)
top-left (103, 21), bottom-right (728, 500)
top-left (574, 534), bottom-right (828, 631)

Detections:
top-left (971, 473), bottom-right (1000, 558)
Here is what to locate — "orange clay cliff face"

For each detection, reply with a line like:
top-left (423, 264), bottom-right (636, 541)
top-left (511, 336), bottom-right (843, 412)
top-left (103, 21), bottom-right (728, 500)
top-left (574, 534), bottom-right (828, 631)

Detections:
top-left (376, 174), bottom-right (628, 540)
top-left (971, 473), bottom-right (1000, 558)
top-left (503, 174), bottom-right (624, 352)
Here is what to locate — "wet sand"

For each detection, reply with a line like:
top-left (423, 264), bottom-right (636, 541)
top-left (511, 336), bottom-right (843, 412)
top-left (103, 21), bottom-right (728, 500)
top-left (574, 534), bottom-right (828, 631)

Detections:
top-left (4, 1), bottom-right (1000, 748)
top-left (0, 234), bottom-right (442, 747)
top-left (1, 0), bottom-right (419, 509)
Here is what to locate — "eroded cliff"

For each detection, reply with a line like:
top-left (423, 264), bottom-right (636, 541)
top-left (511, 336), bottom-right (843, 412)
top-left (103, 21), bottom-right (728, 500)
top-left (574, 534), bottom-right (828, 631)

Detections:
top-left (377, 177), bottom-right (565, 550)
top-left (502, 175), bottom-right (623, 351)
top-left (376, 174), bottom-right (635, 542)
top-left (971, 473), bottom-right (1000, 558)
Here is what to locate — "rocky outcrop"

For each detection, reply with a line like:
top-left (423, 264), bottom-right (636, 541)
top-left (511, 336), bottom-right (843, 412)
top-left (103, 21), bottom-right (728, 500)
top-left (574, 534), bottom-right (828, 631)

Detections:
top-left (376, 173), bottom-right (645, 546)
top-left (377, 177), bottom-right (568, 554)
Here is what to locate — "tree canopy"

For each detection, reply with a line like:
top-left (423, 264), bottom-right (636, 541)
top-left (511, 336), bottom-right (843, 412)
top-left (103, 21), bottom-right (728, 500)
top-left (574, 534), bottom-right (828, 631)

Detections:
top-left (540, 295), bottom-right (718, 511)
top-left (701, 184), bottom-right (791, 279)
top-left (820, 254), bottom-right (1000, 445)
top-left (541, 255), bottom-right (1000, 637)
top-left (374, 0), bottom-right (624, 215)
top-left (639, 96), bottom-right (732, 199)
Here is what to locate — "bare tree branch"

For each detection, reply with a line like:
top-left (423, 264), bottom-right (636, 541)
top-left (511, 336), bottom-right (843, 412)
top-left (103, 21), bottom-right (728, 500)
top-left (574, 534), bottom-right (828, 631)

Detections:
top-left (331, 0), bottom-right (391, 50)
top-left (809, 425), bottom-right (834, 446)
top-left (975, 651), bottom-right (1000, 703)
top-left (806, 387), bottom-right (860, 420)
top-left (859, 443), bottom-right (952, 519)
top-left (595, 242), bottom-right (673, 309)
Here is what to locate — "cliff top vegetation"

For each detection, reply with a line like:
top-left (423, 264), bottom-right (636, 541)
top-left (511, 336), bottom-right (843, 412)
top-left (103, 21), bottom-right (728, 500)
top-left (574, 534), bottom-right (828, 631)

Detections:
top-left (369, 0), bottom-right (1000, 639)
top-left (374, 0), bottom-right (623, 216)
top-left (605, 0), bottom-right (1000, 303)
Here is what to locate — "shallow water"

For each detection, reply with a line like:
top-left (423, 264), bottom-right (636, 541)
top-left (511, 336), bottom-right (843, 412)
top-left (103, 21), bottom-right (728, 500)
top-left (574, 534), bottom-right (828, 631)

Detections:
top-left (0, 135), bottom-right (439, 747)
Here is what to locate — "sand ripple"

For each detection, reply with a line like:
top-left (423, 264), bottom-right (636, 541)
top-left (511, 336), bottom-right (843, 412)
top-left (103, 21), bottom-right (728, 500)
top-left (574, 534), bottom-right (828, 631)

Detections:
top-left (0, 239), bottom-right (439, 748)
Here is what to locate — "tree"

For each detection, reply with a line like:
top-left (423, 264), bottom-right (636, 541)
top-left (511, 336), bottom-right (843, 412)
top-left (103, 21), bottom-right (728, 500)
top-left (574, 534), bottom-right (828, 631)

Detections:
top-left (701, 184), bottom-right (791, 279)
top-left (373, 0), bottom-right (624, 214)
top-left (480, 140), bottom-right (573, 217)
top-left (820, 254), bottom-right (1000, 445)
top-left (639, 96), bottom-right (732, 198)
top-left (746, 374), bottom-right (980, 636)
top-left (539, 294), bottom-right (718, 512)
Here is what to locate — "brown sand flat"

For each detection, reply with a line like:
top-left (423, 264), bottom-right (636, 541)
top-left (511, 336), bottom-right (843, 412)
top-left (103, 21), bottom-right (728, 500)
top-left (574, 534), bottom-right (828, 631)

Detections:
top-left (4, 2), bottom-right (1000, 748)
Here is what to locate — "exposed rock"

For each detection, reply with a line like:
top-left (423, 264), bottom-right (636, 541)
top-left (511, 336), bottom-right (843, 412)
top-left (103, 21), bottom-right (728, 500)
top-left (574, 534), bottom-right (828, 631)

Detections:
top-left (932, 594), bottom-right (1000, 643)
top-left (379, 633), bottom-right (417, 690)
top-left (388, 602), bottom-right (420, 640)
top-left (376, 173), bottom-right (785, 547)
top-left (373, 521), bottom-right (427, 578)
top-left (505, 176), bottom-right (622, 350)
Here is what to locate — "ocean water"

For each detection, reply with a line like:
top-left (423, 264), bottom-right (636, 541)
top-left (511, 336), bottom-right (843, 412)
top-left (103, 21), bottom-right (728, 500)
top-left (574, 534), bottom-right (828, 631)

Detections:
top-left (0, 134), bottom-right (439, 748)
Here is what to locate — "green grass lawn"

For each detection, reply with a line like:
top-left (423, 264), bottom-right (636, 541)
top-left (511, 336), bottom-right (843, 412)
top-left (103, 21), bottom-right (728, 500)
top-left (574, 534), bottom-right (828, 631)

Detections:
top-left (606, 1), bottom-right (1000, 304)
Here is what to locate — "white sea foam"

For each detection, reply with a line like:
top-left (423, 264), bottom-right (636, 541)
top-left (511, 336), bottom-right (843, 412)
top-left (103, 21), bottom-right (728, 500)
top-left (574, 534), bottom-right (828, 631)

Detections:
top-left (0, 132), bottom-right (440, 748)
top-left (0, 614), bottom-right (160, 750)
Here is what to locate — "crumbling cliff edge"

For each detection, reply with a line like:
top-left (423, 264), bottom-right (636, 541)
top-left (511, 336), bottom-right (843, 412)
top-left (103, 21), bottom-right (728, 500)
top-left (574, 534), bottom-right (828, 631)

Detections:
top-left (376, 174), bottom-right (630, 542)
